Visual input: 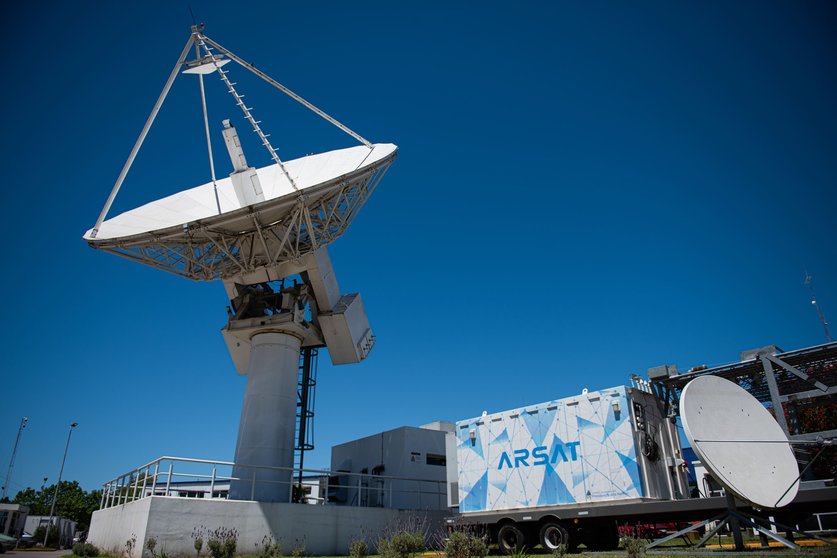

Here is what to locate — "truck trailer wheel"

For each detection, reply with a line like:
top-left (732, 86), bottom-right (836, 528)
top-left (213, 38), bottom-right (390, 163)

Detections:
top-left (585, 524), bottom-right (620, 551)
top-left (497, 524), bottom-right (526, 554)
top-left (539, 522), bottom-right (570, 551)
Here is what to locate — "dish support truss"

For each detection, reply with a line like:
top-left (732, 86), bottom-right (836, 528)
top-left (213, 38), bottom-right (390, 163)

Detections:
top-left (90, 159), bottom-right (392, 281)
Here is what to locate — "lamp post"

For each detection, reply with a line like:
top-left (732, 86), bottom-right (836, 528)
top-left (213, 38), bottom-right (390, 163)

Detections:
top-left (43, 422), bottom-right (77, 548)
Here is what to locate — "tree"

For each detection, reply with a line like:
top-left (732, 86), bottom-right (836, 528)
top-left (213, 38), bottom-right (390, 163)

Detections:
top-left (13, 481), bottom-right (102, 532)
top-left (11, 487), bottom-right (49, 515)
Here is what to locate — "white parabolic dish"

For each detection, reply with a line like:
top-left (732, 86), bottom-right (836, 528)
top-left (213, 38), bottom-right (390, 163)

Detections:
top-left (84, 143), bottom-right (397, 281)
top-left (680, 375), bottom-right (799, 508)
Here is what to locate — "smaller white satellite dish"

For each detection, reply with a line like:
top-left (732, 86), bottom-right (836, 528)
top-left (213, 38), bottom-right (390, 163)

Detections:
top-left (680, 375), bottom-right (799, 508)
top-left (183, 55), bottom-right (231, 74)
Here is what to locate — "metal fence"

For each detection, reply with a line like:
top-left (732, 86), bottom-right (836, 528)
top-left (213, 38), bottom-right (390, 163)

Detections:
top-left (100, 456), bottom-right (446, 511)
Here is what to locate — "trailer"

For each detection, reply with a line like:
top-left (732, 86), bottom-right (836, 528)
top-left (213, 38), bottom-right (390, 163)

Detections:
top-left (446, 344), bottom-right (837, 552)
top-left (449, 385), bottom-right (692, 552)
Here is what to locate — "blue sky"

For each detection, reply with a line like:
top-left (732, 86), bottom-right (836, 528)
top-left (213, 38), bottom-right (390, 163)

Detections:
top-left (1, 1), bottom-right (835, 494)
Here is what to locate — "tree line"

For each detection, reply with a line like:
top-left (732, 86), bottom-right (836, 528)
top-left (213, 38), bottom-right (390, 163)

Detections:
top-left (5, 481), bottom-right (102, 532)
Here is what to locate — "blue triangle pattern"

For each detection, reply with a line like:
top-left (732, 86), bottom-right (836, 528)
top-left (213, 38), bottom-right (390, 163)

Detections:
top-left (577, 415), bottom-right (599, 431)
top-left (615, 449), bottom-right (642, 494)
top-left (489, 476), bottom-right (507, 493)
top-left (602, 421), bottom-right (619, 443)
top-left (460, 471), bottom-right (488, 512)
top-left (521, 407), bottom-right (556, 447)
top-left (538, 463), bottom-right (576, 505)
top-left (493, 427), bottom-right (509, 444)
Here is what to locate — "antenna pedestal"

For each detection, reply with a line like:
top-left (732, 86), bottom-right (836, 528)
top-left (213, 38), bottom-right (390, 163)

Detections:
top-left (229, 330), bottom-right (303, 502)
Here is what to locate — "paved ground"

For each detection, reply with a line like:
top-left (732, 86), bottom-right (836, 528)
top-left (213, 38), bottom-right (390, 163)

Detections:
top-left (3, 551), bottom-right (71, 558)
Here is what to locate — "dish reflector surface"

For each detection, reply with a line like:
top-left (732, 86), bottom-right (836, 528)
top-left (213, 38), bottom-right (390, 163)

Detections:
top-left (85, 144), bottom-right (395, 240)
top-left (84, 143), bottom-right (396, 281)
top-left (680, 375), bottom-right (799, 508)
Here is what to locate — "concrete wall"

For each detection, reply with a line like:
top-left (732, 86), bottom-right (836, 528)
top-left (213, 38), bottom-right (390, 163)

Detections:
top-left (88, 499), bottom-right (152, 555)
top-left (89, 497), bottom-right (446, 556)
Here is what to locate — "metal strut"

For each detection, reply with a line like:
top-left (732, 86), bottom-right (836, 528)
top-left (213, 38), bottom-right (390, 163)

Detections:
top-left (200, 34), bottom-right (373, 149)
top-left (194, 32), bottom-right (300, 192)
top-left (195, 39), bottom-right (222, 215)
top-left (90, 32), bottom-right (196, 237)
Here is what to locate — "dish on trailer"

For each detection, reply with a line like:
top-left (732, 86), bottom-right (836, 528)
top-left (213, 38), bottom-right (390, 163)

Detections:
top-left (680, 374), bottom-right (799, 508)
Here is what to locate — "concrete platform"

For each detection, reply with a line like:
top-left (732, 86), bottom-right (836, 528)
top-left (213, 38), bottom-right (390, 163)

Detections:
top-left (88, 496), bottom-right (446, 556)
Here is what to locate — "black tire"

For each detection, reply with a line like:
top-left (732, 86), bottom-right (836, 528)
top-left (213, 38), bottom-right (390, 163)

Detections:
top-left (539, 522), bottom-right (570, 551)
top-left (497, 524), bottom-right (526, 554)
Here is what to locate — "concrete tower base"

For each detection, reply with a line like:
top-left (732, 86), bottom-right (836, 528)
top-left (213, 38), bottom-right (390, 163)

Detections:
top-left (230, 331), bottom-right (303, 502)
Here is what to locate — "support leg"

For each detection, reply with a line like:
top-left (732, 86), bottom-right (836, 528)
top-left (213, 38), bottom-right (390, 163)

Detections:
top-left (731, 512), bottom-right (799, 550)
top-left (647, 513), bottom-right (726, 549)
top-left (696, 517), bottom-right (730, 548)
top-left (726, 493), bottom-right (745, 550)
top-left (748, 514), bottom-right (836, 547)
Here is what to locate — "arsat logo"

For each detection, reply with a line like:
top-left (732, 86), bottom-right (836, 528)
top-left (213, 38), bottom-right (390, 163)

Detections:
top-left (498, 442), bottom-right (581, 470)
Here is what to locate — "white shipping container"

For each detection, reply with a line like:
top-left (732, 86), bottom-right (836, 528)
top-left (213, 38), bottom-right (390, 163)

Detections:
top-left (455, 386), bottom-right (687, 513)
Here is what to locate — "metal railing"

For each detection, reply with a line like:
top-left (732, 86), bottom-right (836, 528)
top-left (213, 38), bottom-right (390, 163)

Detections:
top-left (99, 456), bottom-right (446, 511)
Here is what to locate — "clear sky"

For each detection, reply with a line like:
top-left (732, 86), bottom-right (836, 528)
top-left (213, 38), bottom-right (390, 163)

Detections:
top-left (1, 1), bottom-right (835, 494)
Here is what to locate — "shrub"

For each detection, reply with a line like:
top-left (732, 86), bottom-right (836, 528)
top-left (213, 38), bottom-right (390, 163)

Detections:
top-left (348, 538), bottom-right (368, 558)
top-left (34, 525), bottom-right (59, 548)
top-left (73, 542), bottom-right (100, 557)
top-left (145, 537), bottom-right (157, 558)
top-left (125, 534), bottom-right (137, 558)
top-left (378, 531), bottom-right (424, 558)
top-left (193, 527), bottom-right (206, 558)
top-left (619, 536), bottom-right (646, 558)
top-left (259, 535), bottom-right (282, 558)
top-left (444, 531), bottom-right (487, 558)
top-left (206, 527), bottom-right (238, 558)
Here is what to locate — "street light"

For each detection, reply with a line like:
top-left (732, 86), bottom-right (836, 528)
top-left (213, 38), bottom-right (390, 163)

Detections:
top-left (43, 422), bottom-right (78, 548)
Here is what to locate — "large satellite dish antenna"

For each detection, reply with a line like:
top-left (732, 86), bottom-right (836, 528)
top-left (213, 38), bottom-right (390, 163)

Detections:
top-left (84, 27), bottom-right (396, 281)
top-left (648, 375), bottom-right (835, 551)
top-left (84, 25), bottom-right (396, 502)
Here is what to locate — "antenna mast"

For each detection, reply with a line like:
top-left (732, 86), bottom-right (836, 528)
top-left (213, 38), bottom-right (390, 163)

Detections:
top-left (805, 273), bottom-right (832, 342)
top-left (2, 417), bottom-right (28, 500)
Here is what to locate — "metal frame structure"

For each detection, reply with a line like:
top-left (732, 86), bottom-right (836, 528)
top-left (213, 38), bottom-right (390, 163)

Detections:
top-left (649, 342), bottom-right (837, 443)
